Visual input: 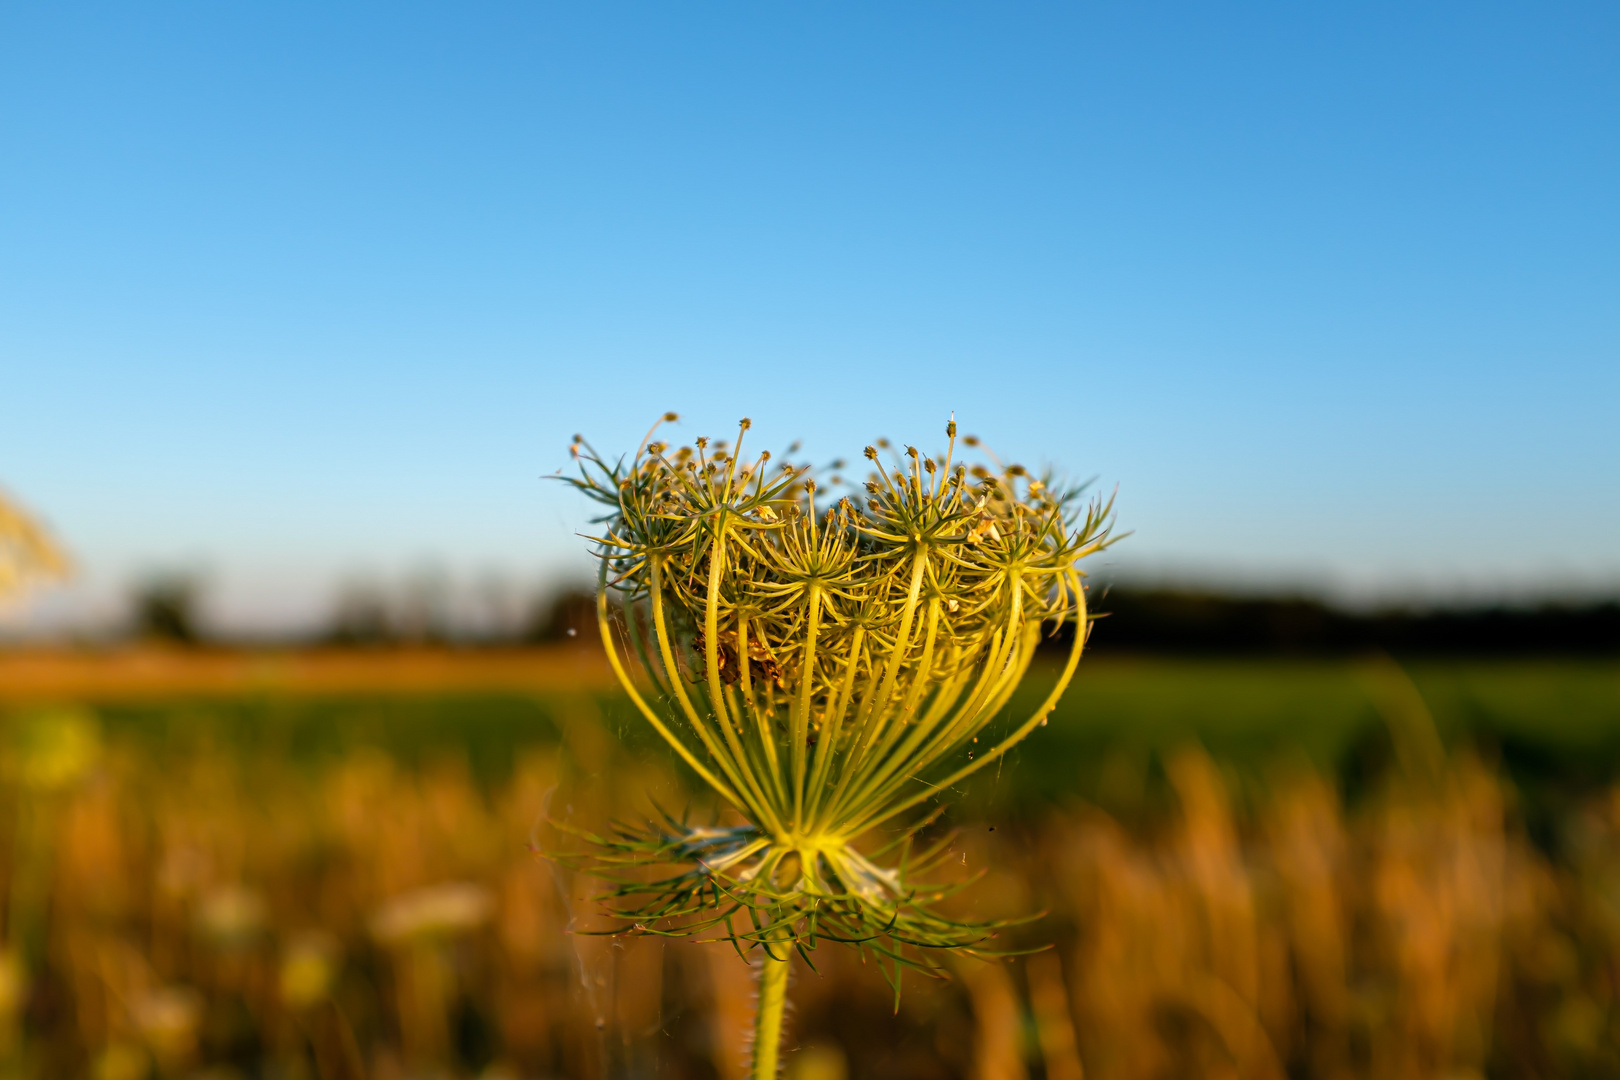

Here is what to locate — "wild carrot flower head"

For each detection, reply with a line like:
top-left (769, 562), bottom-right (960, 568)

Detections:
top-left (561, 415), bottom-right (1116, 988)
top-left (0, 490), bottom-right (69, 603)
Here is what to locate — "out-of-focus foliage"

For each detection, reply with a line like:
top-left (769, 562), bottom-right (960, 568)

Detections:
top-left (129, 574), bottom-right (202, 645)
top-left (0, 656), bottom-right (1618, 1077)
top-left (1084, 586), bottom-right (1620, 656)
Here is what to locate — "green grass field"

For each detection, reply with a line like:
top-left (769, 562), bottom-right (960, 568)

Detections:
top-left (78, 657), bottom-right (1620, 819)
top-left (7, 653), bottom-right (1620, 1078)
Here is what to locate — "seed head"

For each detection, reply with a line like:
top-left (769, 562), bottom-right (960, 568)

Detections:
top-left (557, 414), bottom-right (1119, 990)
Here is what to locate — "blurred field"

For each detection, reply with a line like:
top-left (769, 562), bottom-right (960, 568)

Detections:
top-left (0, 647), bottom-right (616, 702)
top-left (1, 647), bottom-right (1619, 1078)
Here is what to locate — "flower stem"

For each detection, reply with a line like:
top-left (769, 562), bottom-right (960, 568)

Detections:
top-left (751, 944), bottom-right (791, 1079)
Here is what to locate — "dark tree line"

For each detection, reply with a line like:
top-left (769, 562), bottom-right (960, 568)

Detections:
top-left (123, 575), bottom-right (1618, 656)
top-left (1060, 587), bottom-right (1620, 657)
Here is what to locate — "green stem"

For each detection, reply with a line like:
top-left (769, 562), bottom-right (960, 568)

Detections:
top-left (751, 944), bottom-right (791, 1079)
top-left (791, 582), bottom-right (822, 828)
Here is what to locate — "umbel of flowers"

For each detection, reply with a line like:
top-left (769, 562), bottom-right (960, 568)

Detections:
top-left (562, 415), bottom-right (1115, 1077)
top-left (0, 489), bottom-right (69, 602)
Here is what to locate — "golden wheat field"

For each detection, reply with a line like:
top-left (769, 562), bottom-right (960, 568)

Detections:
top-left (1, 647), bottom-right (1619, 1079)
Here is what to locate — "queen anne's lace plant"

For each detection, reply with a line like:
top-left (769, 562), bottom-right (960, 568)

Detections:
top-left (0, 489), bottom-right (69, 603)
top-left (561, 415), bottom-right (1115, 1077)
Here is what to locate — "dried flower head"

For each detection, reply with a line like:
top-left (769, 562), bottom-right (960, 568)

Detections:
top-left (0, 489), bottom-right (69, 603)
top-left (560, 415), bottom-right (1116, 1001)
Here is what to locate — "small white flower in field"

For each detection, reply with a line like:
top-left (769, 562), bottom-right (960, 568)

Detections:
top-left (372, 882), bottom-right (493, 944)
top-left (134, 986), bottom-right (202, 1070)
top-left (195, 884), bottom-right (267, 948)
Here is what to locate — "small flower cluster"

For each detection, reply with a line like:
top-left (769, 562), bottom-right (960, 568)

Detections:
top-left (0, 490), bottom-right (69, 602)
top-left (560, 414), bottom-right (1115, 989)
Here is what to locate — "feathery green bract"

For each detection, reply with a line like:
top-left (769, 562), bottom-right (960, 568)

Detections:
top-left (559, 414), bottom-right (1115, 989)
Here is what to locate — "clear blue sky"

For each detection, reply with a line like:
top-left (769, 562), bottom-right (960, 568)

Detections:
top-left (3, 3), bottom-right (1617, 632)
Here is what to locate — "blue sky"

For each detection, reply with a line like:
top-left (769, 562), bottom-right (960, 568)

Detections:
top-left (3, 3), bottom-right (1617, 631)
